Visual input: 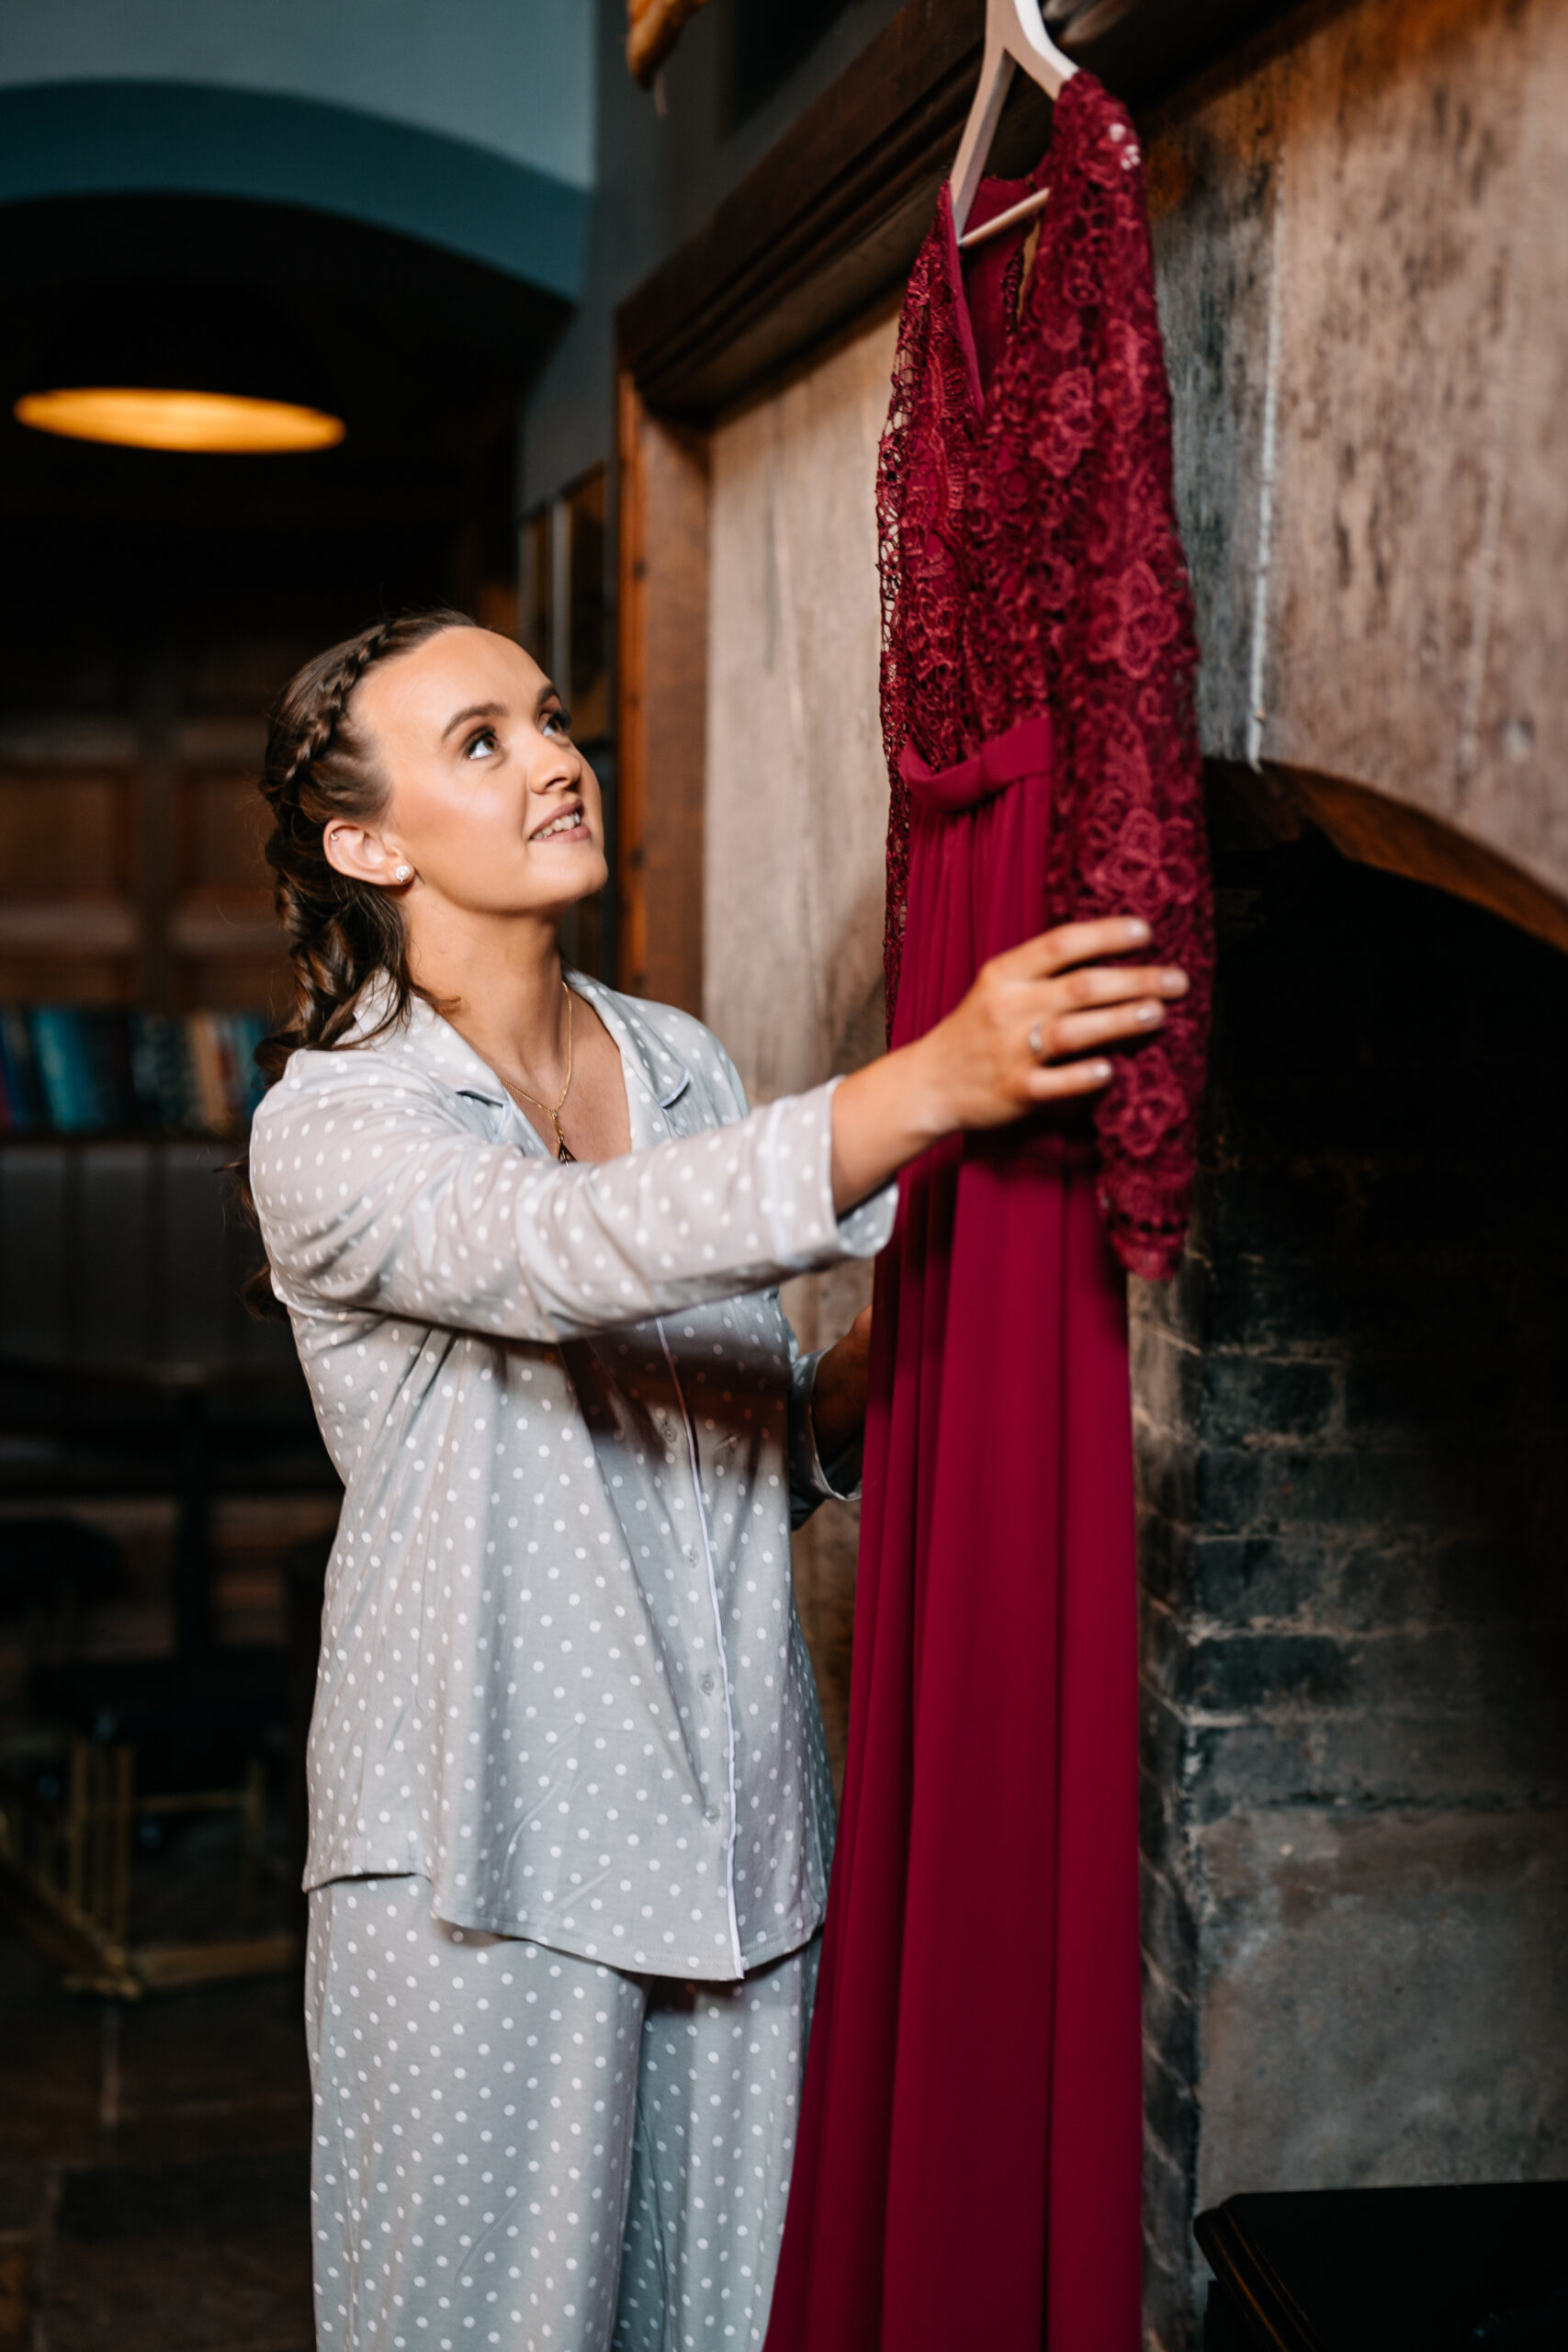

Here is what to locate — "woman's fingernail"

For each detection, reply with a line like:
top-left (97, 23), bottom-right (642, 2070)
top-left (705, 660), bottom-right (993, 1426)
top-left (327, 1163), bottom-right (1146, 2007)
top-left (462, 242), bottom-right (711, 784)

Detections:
top-left (1135, 1002), bottom-right (1162, 1023)
top-left (1160, 970), bottom-right (1186, 993)
top-left (1126, 920), bottom-right (1151, 942)
top-left (1090, 1060), bottom-right (1112, 1080)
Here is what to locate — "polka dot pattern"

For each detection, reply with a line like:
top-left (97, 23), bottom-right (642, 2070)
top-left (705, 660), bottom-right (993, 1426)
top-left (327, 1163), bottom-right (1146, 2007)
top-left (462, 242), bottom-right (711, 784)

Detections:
top-left (307, 1874), bottom-right (816, 2352)
top-left (249, 975), bottom-right (894, 1979)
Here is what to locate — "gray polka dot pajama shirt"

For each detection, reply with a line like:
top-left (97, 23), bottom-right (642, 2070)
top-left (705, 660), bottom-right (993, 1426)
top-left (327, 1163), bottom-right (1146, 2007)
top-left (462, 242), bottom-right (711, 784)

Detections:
top-left (250, 973), bottom-right (895, 2351)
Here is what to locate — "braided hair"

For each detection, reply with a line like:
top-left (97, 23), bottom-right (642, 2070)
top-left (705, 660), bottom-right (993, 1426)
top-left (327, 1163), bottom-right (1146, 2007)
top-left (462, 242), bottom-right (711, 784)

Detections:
top-left (237, 608), bottom-right (471, 1315)
top-left (255, 607), bottom-right (471, 1081)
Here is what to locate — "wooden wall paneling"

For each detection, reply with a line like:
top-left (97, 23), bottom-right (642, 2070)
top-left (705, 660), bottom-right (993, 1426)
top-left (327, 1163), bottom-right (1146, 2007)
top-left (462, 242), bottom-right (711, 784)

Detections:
top-left (0, 1143), bottom-right (73, 1362)
top-left (0, 756), bottom-right (140, 998)
top-left (615, 373), bottom-right (710, 1015)
top-left (0, 772), bottom-right (121, 896)
top-left (179, 768), bottom-right (270, 894)
top-left (78, 1141), bottom-right (156, 1366)
top-left (138, 646), bottom-right (178, 1012)
top-left (171, 758), bottom-right (284, 1011)
top-left (158, 1142), bottom-right (232, 1365)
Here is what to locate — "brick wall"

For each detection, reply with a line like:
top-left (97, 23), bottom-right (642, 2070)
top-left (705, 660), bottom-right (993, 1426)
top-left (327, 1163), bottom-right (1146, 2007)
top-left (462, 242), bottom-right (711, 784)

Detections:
top-left (1135, 823), bottom-right (1568, 2349)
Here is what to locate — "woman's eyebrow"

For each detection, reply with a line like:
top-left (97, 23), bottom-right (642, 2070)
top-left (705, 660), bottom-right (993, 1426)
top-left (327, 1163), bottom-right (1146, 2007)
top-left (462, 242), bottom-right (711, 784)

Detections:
top-left (441, 699), bottom-right (506, 741)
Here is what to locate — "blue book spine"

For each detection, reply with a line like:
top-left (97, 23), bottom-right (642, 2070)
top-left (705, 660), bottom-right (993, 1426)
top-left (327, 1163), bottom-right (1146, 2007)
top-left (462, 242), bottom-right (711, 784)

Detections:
top-left (0, 1009), bottom-right (43, 1129)
top-left (231, 1012), bottom-right (270, 1120)
top-left (130, 1011), bottom-right (199, 1132)
top-left (29, 1007), bottom-right (95, 1131)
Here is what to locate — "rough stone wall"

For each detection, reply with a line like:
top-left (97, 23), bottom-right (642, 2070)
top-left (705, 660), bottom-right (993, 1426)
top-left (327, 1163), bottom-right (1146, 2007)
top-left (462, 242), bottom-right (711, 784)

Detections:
top-left (1148, 0), bottom-right (1568, 916)
top-left (704, 304), bottom-right (897, 1784)
top-left (1135, 833), bottom-right (1568, 2349)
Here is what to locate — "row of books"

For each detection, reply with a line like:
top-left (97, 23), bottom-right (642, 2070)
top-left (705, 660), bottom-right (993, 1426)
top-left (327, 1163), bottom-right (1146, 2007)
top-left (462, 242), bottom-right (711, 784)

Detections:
top-left (0, 1007), bottom-right (270, 1137)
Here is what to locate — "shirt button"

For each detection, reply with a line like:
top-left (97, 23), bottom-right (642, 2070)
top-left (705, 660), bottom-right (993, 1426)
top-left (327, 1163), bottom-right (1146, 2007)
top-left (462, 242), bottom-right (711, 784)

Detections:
top-left (705, 1804), bottom-right (720, 1824)
top-left (699, 1672), bottom-right (715, 1695)
top-left (682, 1544), bottom-right (695, 1562)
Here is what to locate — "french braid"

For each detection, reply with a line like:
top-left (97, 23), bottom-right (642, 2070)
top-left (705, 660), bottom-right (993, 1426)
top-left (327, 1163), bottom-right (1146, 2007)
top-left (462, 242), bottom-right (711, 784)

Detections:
top-left (255, 607), bottom-right (471, 1080)
top-left (237, 607), bottom-right (471, 1313)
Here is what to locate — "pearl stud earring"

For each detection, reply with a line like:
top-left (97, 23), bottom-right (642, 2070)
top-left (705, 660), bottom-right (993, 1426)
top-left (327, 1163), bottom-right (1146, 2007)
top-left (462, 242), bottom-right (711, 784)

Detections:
top-left (393, 865), bottom-right (413, 883)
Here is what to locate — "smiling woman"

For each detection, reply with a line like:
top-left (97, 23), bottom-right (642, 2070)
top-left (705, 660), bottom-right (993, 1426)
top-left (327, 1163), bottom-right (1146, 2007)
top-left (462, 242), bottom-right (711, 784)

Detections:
top-left (240, 609), bottom-right (1185, 2352)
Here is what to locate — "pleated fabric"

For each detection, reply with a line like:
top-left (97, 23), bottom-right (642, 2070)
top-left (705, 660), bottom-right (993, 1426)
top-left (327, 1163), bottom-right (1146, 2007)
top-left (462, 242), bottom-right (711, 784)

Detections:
top-left (765, 718), bottom-right (1143, 2351)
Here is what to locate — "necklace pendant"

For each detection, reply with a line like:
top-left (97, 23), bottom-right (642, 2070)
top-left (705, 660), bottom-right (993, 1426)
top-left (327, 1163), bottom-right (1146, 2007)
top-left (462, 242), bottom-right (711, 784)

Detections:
top-left (553, 1116), bottom-right (575, 1163)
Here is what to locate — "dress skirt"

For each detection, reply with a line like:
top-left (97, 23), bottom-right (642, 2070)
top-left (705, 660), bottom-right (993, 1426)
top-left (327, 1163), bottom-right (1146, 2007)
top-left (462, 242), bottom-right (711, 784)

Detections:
top-left (765, 715), bottom-right (1144, 2351)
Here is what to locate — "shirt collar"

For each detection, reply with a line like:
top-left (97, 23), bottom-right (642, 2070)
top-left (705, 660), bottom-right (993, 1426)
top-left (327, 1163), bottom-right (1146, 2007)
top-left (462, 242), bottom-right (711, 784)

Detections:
top-left (345, 969), bottom-right (693, 1133)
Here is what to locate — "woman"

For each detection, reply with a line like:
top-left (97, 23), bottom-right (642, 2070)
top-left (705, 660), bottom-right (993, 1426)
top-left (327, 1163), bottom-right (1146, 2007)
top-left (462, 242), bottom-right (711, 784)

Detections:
top-left (246, 608), bottom-right (1187, 2352)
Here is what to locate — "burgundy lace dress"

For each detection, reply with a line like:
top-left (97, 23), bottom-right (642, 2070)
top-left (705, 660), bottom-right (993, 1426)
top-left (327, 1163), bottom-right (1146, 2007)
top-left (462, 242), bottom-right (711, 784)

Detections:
top-left (765, 74), bottom-right (1213, 2352)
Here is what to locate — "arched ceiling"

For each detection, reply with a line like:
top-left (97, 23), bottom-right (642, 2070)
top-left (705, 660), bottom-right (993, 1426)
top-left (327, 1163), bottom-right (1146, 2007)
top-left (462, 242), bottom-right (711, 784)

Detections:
top-left (0, 0), bottom-right (592, 297)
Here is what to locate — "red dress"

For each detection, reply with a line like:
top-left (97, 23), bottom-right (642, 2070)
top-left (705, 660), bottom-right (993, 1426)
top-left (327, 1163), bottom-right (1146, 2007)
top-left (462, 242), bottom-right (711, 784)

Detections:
top-left (765, 74), bottom-right (1213, 2352)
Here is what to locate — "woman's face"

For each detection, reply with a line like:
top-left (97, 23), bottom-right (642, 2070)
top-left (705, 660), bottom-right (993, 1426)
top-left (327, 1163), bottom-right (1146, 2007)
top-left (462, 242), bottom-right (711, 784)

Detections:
top-left (340, 626), bottom-right (608, 921)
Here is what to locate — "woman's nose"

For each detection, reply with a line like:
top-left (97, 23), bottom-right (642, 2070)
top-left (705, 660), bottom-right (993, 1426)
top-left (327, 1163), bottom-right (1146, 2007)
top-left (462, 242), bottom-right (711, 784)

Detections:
top-left (531, 741), bottom-right (580, 790)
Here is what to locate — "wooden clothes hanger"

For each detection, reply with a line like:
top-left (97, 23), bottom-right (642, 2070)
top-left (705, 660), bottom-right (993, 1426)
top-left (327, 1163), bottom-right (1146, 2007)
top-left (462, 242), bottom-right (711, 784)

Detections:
top-left (952, 0), bottom-right (1077, 250)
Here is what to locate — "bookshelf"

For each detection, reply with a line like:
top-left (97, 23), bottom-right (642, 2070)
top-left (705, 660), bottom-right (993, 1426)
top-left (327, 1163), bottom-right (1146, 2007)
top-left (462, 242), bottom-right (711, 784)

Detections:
top-left (0, 1135), bottom-right (289, 1374)
top-left (0, 628), bottom-right (292, 1149)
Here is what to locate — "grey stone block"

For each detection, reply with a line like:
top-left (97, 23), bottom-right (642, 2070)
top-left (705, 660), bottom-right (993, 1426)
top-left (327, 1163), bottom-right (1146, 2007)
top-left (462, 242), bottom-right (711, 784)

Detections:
top-left (1138, 1506), bottom-right (1198, 1611)
top-left (1193, 1443), bottom-right (1455, 1536)
top-left (1188, 1711), bottom-right (1568, 1819)
top-left (1188, 1631), bottom-right (1354, 1713)
top-left (1201, 1354), bottom-right (1339, 1443)
top-left (1145, 2040), bottom-right (1200, 2180)
top-left (1141, 1857), bottom-right (1201, 1988)
top-left (1195, 1809), bottom-right (1568, 2202)
top-left (1143, 1950), bottom-right (1200, 2086)
top-left (1143, 2133), bottom-right (1201, 2329)
top-left (1190, 1532), bottom-right (1337, 1625)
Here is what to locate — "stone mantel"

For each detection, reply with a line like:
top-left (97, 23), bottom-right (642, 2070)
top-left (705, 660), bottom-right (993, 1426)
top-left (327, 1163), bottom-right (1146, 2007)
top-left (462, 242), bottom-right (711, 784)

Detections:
top-left (1152, 0), bottom-right (1568, 950)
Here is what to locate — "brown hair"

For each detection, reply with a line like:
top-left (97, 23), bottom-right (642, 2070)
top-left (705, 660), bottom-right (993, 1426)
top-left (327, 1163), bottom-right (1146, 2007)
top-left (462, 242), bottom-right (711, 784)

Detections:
top-left (254, 605), bottom-right (472, 1080)
top-left (238, 606), bottom-right (470, 1314)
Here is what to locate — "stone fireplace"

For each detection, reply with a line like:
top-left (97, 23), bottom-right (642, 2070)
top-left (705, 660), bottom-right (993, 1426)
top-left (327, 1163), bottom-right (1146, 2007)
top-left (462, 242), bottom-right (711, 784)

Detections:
top-left (1135, 815), bottom-right (1568, 2346)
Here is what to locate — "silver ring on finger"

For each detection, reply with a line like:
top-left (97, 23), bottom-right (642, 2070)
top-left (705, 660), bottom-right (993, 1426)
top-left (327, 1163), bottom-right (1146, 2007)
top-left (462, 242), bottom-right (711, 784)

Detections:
top-left (1028, 1021), bottom-right (1046, 1058)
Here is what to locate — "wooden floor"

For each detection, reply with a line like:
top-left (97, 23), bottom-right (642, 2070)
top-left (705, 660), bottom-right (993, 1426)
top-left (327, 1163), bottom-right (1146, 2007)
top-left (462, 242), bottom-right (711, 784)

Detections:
top-left (0, 1921), bottom-right (313, 2351)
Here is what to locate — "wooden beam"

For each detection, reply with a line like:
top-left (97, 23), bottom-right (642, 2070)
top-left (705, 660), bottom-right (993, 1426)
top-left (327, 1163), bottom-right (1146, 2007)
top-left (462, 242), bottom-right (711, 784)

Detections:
top-left (616, 0), bottom-right (1305, 421)
top-left (1273, 763), bottom-right (1568, 958)
top-left (615, 375), bottom-right (709, 1014)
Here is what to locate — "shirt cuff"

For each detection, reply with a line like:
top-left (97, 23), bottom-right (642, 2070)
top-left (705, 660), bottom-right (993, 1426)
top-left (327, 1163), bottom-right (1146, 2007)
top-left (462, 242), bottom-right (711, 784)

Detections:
top-left (788, 1345), bottom-right (866, 1528)
top-left (762, 1077), bottom-right (897, 1276)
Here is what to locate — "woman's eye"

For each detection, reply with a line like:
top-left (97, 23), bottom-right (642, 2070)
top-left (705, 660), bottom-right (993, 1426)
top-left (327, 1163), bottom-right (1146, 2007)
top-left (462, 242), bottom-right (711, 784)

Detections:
top-left (464, 728), bottom-right (499, 761)
top-left (543, 707), bottom-right (572, 739)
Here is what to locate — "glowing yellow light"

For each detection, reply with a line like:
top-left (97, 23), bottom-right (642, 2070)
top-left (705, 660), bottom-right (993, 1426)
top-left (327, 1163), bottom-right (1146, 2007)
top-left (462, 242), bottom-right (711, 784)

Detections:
top-left (14, 387), bottom-right (345, 454)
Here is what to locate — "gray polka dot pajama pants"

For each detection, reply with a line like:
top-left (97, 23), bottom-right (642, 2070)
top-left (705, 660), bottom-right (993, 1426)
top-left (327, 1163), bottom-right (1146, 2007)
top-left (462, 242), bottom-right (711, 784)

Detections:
top-left (305, 1876), bottom-right (818, 2352)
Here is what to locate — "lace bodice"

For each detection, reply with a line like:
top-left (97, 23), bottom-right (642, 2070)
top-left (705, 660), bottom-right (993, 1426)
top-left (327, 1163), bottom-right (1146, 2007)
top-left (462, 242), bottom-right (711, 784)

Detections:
top-left (877, 73), bottom-right (1213, 1279)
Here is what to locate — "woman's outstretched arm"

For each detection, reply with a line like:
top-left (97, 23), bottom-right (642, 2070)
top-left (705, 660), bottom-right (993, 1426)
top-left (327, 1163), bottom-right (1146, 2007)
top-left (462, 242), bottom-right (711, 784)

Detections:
top-left (251, 918), bottom-right (1183, 1350)
top-left (808, 917), bottom-right (1188, 1454)
top-left (829, 916), bottom-right (1187, 1213)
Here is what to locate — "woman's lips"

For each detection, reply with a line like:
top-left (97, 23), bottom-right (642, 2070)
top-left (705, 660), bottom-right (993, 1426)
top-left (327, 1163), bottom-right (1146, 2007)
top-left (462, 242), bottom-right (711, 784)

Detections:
top-left (531, 804), bottom-right (587, 842)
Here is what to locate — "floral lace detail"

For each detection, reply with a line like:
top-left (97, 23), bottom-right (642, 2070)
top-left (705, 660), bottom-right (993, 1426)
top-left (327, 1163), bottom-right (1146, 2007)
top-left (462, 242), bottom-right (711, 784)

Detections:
top-left (877, 74), bottom-right (1213, 1280)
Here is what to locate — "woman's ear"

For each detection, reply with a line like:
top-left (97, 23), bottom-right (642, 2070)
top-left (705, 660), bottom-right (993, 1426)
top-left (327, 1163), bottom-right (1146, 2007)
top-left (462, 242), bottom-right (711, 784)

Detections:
top-left (323, 820), bottom-right (412, 889)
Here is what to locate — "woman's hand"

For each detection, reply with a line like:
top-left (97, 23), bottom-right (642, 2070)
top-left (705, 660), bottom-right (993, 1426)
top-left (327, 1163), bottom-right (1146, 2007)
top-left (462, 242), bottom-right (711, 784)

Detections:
top-left (829, 917), bottom-right (1187, 1213)
top-left (810, 1305), bottom-right (874, 1469)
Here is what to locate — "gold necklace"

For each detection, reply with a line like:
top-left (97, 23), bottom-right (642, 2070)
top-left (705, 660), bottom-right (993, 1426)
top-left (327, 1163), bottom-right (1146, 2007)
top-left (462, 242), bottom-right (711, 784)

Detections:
top-left (502, 981), bottom-right (576, 1161)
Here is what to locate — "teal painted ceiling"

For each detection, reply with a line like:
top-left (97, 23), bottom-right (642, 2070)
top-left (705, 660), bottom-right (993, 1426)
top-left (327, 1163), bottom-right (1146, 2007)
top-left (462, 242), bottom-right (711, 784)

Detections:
top-left (0, 0), bottom-right (593, 186)
top-left (0, 0), bottom-right (594, 293)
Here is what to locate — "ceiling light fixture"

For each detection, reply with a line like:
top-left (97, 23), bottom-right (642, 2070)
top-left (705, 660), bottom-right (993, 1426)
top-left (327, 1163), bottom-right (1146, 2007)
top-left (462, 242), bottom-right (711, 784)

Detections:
top-left (14, 385), bottom-right (345, 455)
